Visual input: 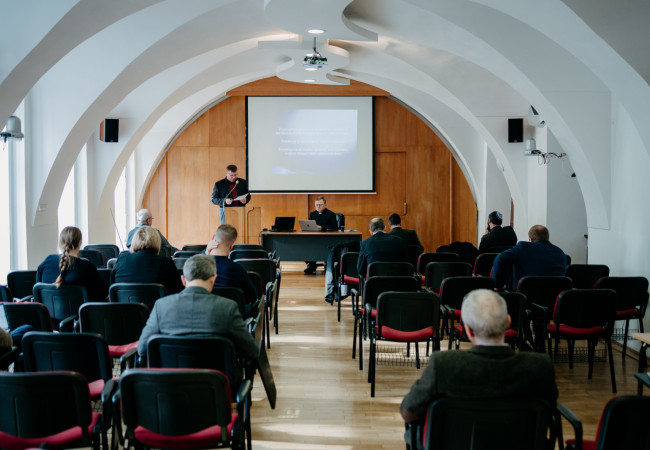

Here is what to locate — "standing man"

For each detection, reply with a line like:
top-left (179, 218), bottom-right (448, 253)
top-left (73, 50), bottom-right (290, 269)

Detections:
top-left (126, 208), bottom-right (176, 258)
top-left (388, 213), bottom-right (423, 253)
top-left (492, 224), bottom-right (566, 291)
top-left (304, 196), bottom-right (339, 274)
top-left (478, 210), bottom-right (518, 253)
top-left (211, 164), bottom-right (251, 224)
top-left (357, 217), bottom-right (408, 277)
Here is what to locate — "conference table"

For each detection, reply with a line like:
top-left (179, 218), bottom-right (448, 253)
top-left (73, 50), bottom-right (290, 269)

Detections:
top-left (261, 230), bottom-right (362, 261)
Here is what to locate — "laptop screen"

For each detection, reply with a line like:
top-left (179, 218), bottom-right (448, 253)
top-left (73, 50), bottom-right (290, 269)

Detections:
top-left (273, 216), bottom-right (295, 232)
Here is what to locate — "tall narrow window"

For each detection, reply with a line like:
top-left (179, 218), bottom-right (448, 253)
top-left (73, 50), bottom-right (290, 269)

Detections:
top-left (0, 141), bottom-right (10, 283)
top-left (58, 167), bottom-right (75, 234)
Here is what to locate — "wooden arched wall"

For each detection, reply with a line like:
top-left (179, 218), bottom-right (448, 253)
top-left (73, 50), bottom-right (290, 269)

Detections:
top-left (143, 77), bottom-right (476, 253)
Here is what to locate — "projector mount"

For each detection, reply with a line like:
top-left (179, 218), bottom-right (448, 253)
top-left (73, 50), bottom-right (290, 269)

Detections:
top-left (303, 37), bottom-right (328, 69)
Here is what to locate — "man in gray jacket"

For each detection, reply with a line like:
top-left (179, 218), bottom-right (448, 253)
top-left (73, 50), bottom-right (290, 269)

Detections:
top-left (137, 254), bottom-right (258, 360)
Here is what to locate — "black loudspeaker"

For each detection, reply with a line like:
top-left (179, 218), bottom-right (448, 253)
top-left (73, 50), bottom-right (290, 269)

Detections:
top-left (508, 118), bottom-right (523, 143)
top-left (100, 119), bottom-right (119, 142)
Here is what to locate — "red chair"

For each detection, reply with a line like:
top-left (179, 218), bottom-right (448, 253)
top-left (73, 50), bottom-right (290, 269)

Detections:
top-left (417, 252), bottom-right (459, 283)
top-left (595, 276), bottom-right (649, 359)
top-left (547, 289), bottom-right (617, 393)
top-left (335, 252), bottom-right (359, 322)
top-left (0, 371), bottom-right (102, 450)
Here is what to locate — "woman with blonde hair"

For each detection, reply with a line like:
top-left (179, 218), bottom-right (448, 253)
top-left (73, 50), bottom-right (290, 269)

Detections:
top-left (110, 225), bottom-right (183, 294)
top-left (36, 226), bottom-right (108, 301)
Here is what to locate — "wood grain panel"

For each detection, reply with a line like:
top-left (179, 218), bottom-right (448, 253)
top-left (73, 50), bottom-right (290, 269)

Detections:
top-left (209, 97), bottom-right (245, 148)
top-left (451, 159), bottom-right (477, 243)
top-left (374, 97), bottom-right (419, 148)
top-left (227, 77), bottom-right (389, 97)
top-left (143, 154), bottom-right (167, 237)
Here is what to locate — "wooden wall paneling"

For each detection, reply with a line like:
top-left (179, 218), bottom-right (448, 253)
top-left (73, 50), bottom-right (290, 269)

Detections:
top-left (209, 97), bottom-right (245, 148)
top-left (166, 146), bottom-right (212, 248)
top-left (374, 97), bottom-right (419, 148)
top-left (226, 77), bottom-right (389, 97)
top-left (174, 111), bottom-right (210, 147)
top-left (257, 194), bottom-right (309, 232)
top-left (246, 207), bottom-right (262, 245)
top-left (142, 154), bottom-right (167, 238)
top-left (451, 158), bottom-right (477, 244)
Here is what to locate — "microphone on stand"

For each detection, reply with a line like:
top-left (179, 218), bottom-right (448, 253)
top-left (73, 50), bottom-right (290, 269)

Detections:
top-left (225, 180), bottom-right (239, 201)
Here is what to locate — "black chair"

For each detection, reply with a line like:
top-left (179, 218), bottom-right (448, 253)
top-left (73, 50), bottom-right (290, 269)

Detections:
top-left (21, 331), bottom-right (115, 447)
top-left (0, 285), bottom-right (12, 302)
top-left (229, 249), bottom-right (270, 260)
top-left (6, 270), bottom-right (37, 300)
top-left (500, 292), bottom-right (527, 350)
top-left (236, 259), bottom-right (280, 347)
top-left (85, 244), bottom-right (120, 266)
top-left (182, 244), bottom-right (207, 252)
top-left (559, 395), bottom-right (650, 450)
top-left (595, 276), bottom-right (649, 359)
top-left (417, 252), bottom-right (459, 277)
top-left (335, 251), bottom-right (359, 322)
top-left (97, 268), bottom-right (111, 287)
top-left (370, 291), bottom-right (440, 397)
top-left (0, 346), bottom-right (19, 370)
top-left (212, 286), bottom-right (247, 318)
top-left (517, 276), bottom-right (573, 352)
top-left (173, 257), bottom-right (189, 272)
top-left (79, 249), bottom-right (104, 268)
top-left (0, 371), bottom-right (102, 450)
top-left (424, 261), bottom-right (473, 294)
top-left (335, 212), bottom-right (345, 230)
top-left (108, 282), bottom-right (166, 311)
top-left (173, 250), bottom-right (200, 258)
top-left (233, 244), bottom-right (266, 251)
top-left (412, 397), bottom-right (554, 450)
top-left (566, 264), bottom-right (610, 289)
top-left (367, 261), bottom-right (414, 278)
top-left (114, 368), bottom-right (250, 450)
top-left (473, 252), bottom-right (499, 277)
top-left (2, 301), bottom-right (52, 332)
top-left (405, 244), bottom-right (423, 271)
top-left (32, 283), bottom-right (89, 331)
top-left (79, 302), bottom-right (150, 372)
top-left (547, 288), bottom-right (618, 393)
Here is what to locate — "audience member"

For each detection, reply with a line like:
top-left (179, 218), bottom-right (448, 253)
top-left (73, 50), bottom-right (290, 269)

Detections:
top-left (36, 226), bottom-right (108, 301)
top-left (478, 210), bottom-right (518, 253)
top-left (323, 239), bottom-right (360, 304)
top-left (137, 254), bottom-right (259, 361)
top-left (492, 224), bottom-right (566, 291)
top-left (357, 218), bottom-right (408, 277)
top-left (205, 224), bottom-right (258, 307)
top-left (388, 213), bottom-right (424, 253)
top-left (305, 196), bottom-right (339, 274)
top-left (126, 208), bottom-right (176, 258)
top-left (400, 289), bottom-right (558, 444)
top-left (111, 226), bottom-right (183, 294)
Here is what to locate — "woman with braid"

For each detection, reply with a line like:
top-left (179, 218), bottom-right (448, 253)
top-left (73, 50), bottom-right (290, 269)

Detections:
top-left (36, 226), bottom-right (108, 301)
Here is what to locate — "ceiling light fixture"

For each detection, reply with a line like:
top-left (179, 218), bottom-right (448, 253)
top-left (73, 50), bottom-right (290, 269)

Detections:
top-left (307, 29), bottom-right (325, 34)
top-left (304, 79), bottom-right (316, 83)
top-left (303, 37), bottom-right (327, 69)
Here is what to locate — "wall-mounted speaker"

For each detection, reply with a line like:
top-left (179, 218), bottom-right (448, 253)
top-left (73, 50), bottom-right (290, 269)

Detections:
top-left (100, 119), bottom-right (119, 142)
top-left (508, 118), bottom-right (523, 143)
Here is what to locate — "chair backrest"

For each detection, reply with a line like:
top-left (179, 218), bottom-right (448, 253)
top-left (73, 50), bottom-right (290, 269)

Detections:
top-left (0, 371), bottom-right (94, 446)
top-left (232, 244), bottom-right (265, 251)
top-left (229, 249), bottom-right (269, 260)
top-left (119, 368), bottom-right (232, 439)
top-left (84, 244), bottom-right (120, 264)
top-left (595, 276), bottom-right (650, 312)
top-left (404, 245), bottom-right (423, 271)
top-left (247, 271), bottom-right (263, 300)
top-left (422, 397), bottom-right (552, 450)
top-left (106, 257), bottom-right (118, 269)
top-left (363, 276), bottom-right (420, 309)
top-left (376, 291), bottom-right (440, 341)
top-left (0, 285), bottom-right (12, 302)
top-left (340, 252), bottom-right (359, 278)
top-left (566, 264), bottom-right (610, 289)
top-left (173, 250), bottom-right (200, 258)
top-left (335, 212), bottom-right (345, 229)
top-left (499, 292), bottom-right (526, 337)
top-left (1, 301), bottom-right (53, 332)
top-left (79, 302), bottom-right (150, 345)
top-left (554, 289), bottom-right (617, 331)
top-left (147, 335), bottom-right (242, 392)
top-left (474, 253), bottom-right (499, 277)
top-left (173, 257), bottom-right (189, 271)
top-left (97, 267), bottom-right (111, 287)
top-left (593, 395), bottom-right (650, 449)
top-left (212, 286), bottom-right (246, 318)
top-left (6, 270), bottom-right (37, 299)
top-left (367, 261), bottom-right (414, 278)
top-left (417, 252), bottom-right (459, 274)
top-left (516, 276), bottom-right (573, 311)
top-left (22, 331), bottom-right (113, 383)
top-left (181, 244), bottom-right (207, 252)
top-left (439, 276), bottom-right (495, 310)
top-left (32, 283), bottom-right (88, 326)
top-left (424, 262), bottom-right (473, 293)
top-left (108, 282), bottom-right (166, 311)
top-left (78, 249), bottom-right (104, 268)
top-left (236, 259), bottom-right (277, 290)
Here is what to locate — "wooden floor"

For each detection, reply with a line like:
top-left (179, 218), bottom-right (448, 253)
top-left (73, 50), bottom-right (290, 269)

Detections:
top-left (248, 263), bottom-right (642, 449)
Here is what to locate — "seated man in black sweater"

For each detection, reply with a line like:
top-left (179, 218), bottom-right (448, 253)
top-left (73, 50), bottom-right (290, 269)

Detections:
top-left (304, 196), bottom-right (339, 274)
top-left (478, 210), bottom-right (517, 253)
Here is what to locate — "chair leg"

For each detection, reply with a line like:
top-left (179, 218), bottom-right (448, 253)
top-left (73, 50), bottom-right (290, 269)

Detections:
top-left (447, 316), bottom-right (455, 351)
top-left (359, 314), bottom-right (364, 371)
top-left (337, 288), bottom-right (341, 322)
top-left (606, 337), bottom-right (617, 393)
top-left (352, 311), bottom-right (358, 359)
top-left (415, 342), bottom-right (420, 370)
top-left (273, 297), bottom-right (279, 334)
top-left (622, 319), bottom-right (630, 359)
top-left (587, 339), bottom-right (595, 379)
top-left (568, 340), bottom-right (575, 369)
top-left (406, 342), bottom-right (411, 358)
top-left (266, 301), bottom-right (271, 349)
top-left (370, 338), bottom-right (376, 397)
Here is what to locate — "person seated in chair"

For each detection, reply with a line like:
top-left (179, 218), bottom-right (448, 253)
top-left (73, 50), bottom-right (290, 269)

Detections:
top-left (304, 196), bottom-right (339, 274)
top-left (400, 289), bottom-right (558, 448)
top-left (388, 213), bottom-right (423, 253)
top-left (137, 254), bottom-right (259, 361)
top-left (357, 217), bottom-right (408, 277)
top-left (126, 208), bottom-right (177, 258)
top-left (205, 224), bottom-right (258, 308)
top-left (478, 210), bottom-right (517, 253)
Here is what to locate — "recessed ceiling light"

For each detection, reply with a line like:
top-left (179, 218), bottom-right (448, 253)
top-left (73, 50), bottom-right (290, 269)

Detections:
top-left (305, 67), bottom-right (317, 71)
top-left (308, 29), bottom-right (325, 34)
top-left (304, 79), bottom-right (316, 83)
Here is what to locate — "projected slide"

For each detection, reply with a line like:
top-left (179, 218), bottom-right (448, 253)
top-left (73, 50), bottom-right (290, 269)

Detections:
top-left (247, 97), bottom-right (374, 192)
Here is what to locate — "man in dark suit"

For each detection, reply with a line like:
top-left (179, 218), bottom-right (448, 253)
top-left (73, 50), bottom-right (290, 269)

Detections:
top-left (478, 210), bottom-right (517, 253)
top-left (137, 254), bottom-right (259, 360)
top-left (211, 164), bottom-right (251, 224)
top-left (357, 217), bottom-right (408, 277)
top-left (492, 224), bottom-right (566, 291)
top-left (388, 213), bottom-right (423, 253)
top-left (304, 196), bottom-right (339, 274)
top-left (400, 289), bottom-right (558, 446)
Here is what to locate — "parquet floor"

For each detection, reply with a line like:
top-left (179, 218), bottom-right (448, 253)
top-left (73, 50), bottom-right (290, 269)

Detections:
top-left (248, 263), bottom-right (640, 449)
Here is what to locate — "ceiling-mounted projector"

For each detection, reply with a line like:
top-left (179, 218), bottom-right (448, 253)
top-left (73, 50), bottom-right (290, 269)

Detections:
top-left (527, 105), bottom-right (546, 128)
top-left (303, 54), bottom-right (328, 69)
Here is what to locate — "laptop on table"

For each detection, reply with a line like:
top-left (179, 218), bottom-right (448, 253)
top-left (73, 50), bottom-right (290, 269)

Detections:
top-left (298, 220), bottom-right (320, 232)
top-left (271, 216), bottom-right (295, 232)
